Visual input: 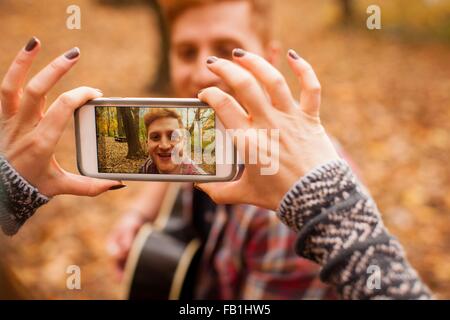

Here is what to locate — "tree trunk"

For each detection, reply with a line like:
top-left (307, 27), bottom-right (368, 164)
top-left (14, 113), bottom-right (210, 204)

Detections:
top-left (118, 108), bottom-right (144, 159)
top-left (340, 0), bottom-right (353, 24)
top-left (105, 108), bottom-right (111, 136)
top-left (117, 107), bottom-right (125, 137)
top-left (148, 0), bottom-right (171, 94)
top-left (96, 0), bottom-right (171, 94)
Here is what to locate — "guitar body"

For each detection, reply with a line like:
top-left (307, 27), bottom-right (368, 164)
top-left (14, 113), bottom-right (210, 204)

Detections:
top-left (123, 183), bottom-right (203, 300)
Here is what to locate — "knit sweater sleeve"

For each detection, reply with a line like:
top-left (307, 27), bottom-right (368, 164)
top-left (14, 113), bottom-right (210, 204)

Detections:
top-left (0, 155), bottom-right (50, 236)
top-left (277, 160), bottom-right (433, 300)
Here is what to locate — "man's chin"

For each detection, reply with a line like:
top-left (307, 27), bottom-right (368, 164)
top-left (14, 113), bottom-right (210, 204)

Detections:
top-left (156, 165), bottom-right (177, 174)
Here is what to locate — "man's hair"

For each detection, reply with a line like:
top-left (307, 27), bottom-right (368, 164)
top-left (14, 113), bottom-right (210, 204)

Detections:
top-left (158, 0), bottom-right (273, 45)
top-left (144, 108), bottom-right (184, 133)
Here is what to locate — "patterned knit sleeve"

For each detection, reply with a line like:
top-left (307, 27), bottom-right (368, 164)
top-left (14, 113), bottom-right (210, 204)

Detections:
top-left (0, 155), bottom-right (50, 236)
top-left (277, 160), bottom-right (433, 300)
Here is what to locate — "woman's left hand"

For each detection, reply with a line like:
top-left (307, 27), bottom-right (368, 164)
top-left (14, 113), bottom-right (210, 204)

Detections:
top-left (0, 37), bottom-right (123, 197)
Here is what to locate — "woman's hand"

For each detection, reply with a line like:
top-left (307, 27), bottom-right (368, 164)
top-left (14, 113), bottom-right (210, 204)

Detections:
top-left (196, 49), bottom-right (340, 211)
top-left (107, 210), bottom-right (147, 279)
top-left (0, 37), bottom-right (123, 197)
top-left (107, 181), bottom-right (169, 280)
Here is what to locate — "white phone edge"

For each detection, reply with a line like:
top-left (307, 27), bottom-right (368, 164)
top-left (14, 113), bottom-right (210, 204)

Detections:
top-left (74, 98), bottom-right (238, 182)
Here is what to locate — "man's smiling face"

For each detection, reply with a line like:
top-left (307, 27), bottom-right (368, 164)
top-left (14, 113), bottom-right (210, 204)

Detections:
top-left (147, 117), bottom-right (183, 174)
top-left (169, 1), bottom-right (268, 98)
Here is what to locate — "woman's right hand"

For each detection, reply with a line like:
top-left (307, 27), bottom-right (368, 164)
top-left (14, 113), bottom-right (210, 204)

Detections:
top-left (107, 210), bottom-right (147, 279)
top-left (196, 49), bottom-right (340, 211)
top-left (0, 37), bottom-right (124, 197)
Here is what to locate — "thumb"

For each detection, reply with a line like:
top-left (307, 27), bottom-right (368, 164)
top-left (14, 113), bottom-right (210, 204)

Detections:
top-left (61, 172), bottom-right (125, 197)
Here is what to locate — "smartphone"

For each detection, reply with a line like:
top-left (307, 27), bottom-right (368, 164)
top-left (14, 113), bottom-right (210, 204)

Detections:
top-left (74, 98), bottom-right (237, 182)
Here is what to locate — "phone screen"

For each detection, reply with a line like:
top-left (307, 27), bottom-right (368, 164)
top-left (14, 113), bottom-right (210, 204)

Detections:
top-left (95, 106), bottom-right (216, 175)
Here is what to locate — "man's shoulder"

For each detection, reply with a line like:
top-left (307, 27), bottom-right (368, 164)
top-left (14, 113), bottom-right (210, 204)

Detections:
top-left (139, 157), bottom-right (153, 173)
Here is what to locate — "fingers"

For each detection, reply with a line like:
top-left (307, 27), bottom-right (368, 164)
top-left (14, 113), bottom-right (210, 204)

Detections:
top-left (18, 47), bottom-right (81, 124)
top-left (36, 86), bottom-right (102, 147)
top-left (107, 229), bottom-right (133, 260)
top-left (107, 235), bottom-right (126, 259)
top-left (231, 49), bottom-right (296, 112)
top-left (107, 214), bottom-right (143, 281)
top-left (198, 87), bottom-right (249, 131)
top-left (287, 49), bottom-right (322, 117)
top-left (205, 56), bottom-right (269, 118)
top-left (59, 172), bottom-right (124, 197)
top-left (1, 37), bottom-right (41, 118)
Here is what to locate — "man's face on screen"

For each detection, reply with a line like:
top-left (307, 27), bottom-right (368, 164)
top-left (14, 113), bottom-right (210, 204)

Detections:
top-left (147, 117), bottom-right (184, 174)
top-left (169, 1), bottom-right (266, 98)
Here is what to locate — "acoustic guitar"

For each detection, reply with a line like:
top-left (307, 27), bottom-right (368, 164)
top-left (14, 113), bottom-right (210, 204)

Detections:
top-left (122, 183), bottom-right (203, 300)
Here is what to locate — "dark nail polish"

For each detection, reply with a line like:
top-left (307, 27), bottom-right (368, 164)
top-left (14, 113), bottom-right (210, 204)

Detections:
top-left (288, 49), bottom-right (299, 60)
top-left (206, 56), bottom-right (218, 64)
top-left (64, 47), bottom-right (80, 60)
top-left (233, 48), bottom-right (246, 58)
top-left (25, 37), bottom-right (38, 52)
top-left (109, 184), bottom-right (126, 191)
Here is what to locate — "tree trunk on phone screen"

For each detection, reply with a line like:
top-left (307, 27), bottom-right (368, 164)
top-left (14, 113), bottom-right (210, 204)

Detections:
top-left (116, 107), bottom-right (125, 137)
top-left (118, 108), bottom-right (144, 159)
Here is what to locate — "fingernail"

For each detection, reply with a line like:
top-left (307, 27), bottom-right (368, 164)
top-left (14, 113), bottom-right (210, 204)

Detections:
top-left (232, 48), bottom-right (246, 58)
top-left (95, 88), bottom-right (103, 94)
top-left (64, 47), bottom-right (80, 60)
top-left (288, 49), bottom-right (299, 60)
top-left (206, 56), bottom-right (218, 64)
top-left (25, 37), bottom-right (38, 52)
top-left (198, 89), bottom-right (204, 95)
top-left (109, 184), bottom-right (126, 191)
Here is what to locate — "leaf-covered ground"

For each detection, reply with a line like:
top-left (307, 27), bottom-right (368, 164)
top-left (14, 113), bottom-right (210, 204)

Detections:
top-left (98, 136), bottom-right (146, 173)
top-left (0, 0), bottom-right (449, 299)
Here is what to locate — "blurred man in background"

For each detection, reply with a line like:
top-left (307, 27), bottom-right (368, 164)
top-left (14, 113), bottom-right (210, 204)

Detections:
top-left (108, 0), bottom-right (335, 299)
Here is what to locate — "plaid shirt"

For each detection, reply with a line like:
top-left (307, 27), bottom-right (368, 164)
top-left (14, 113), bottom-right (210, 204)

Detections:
top-left (187, 197), bottom-right (335, 300)
top-left (187, 140), bottom-right (355, 300)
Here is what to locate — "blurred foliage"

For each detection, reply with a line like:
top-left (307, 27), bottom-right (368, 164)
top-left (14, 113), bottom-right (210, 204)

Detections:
top-left (334, 0), bottom-right (450, 41)
top-left (96, 107), bottom-right (119, 137)
top-left (1, 0), bottom-right (448, 299)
